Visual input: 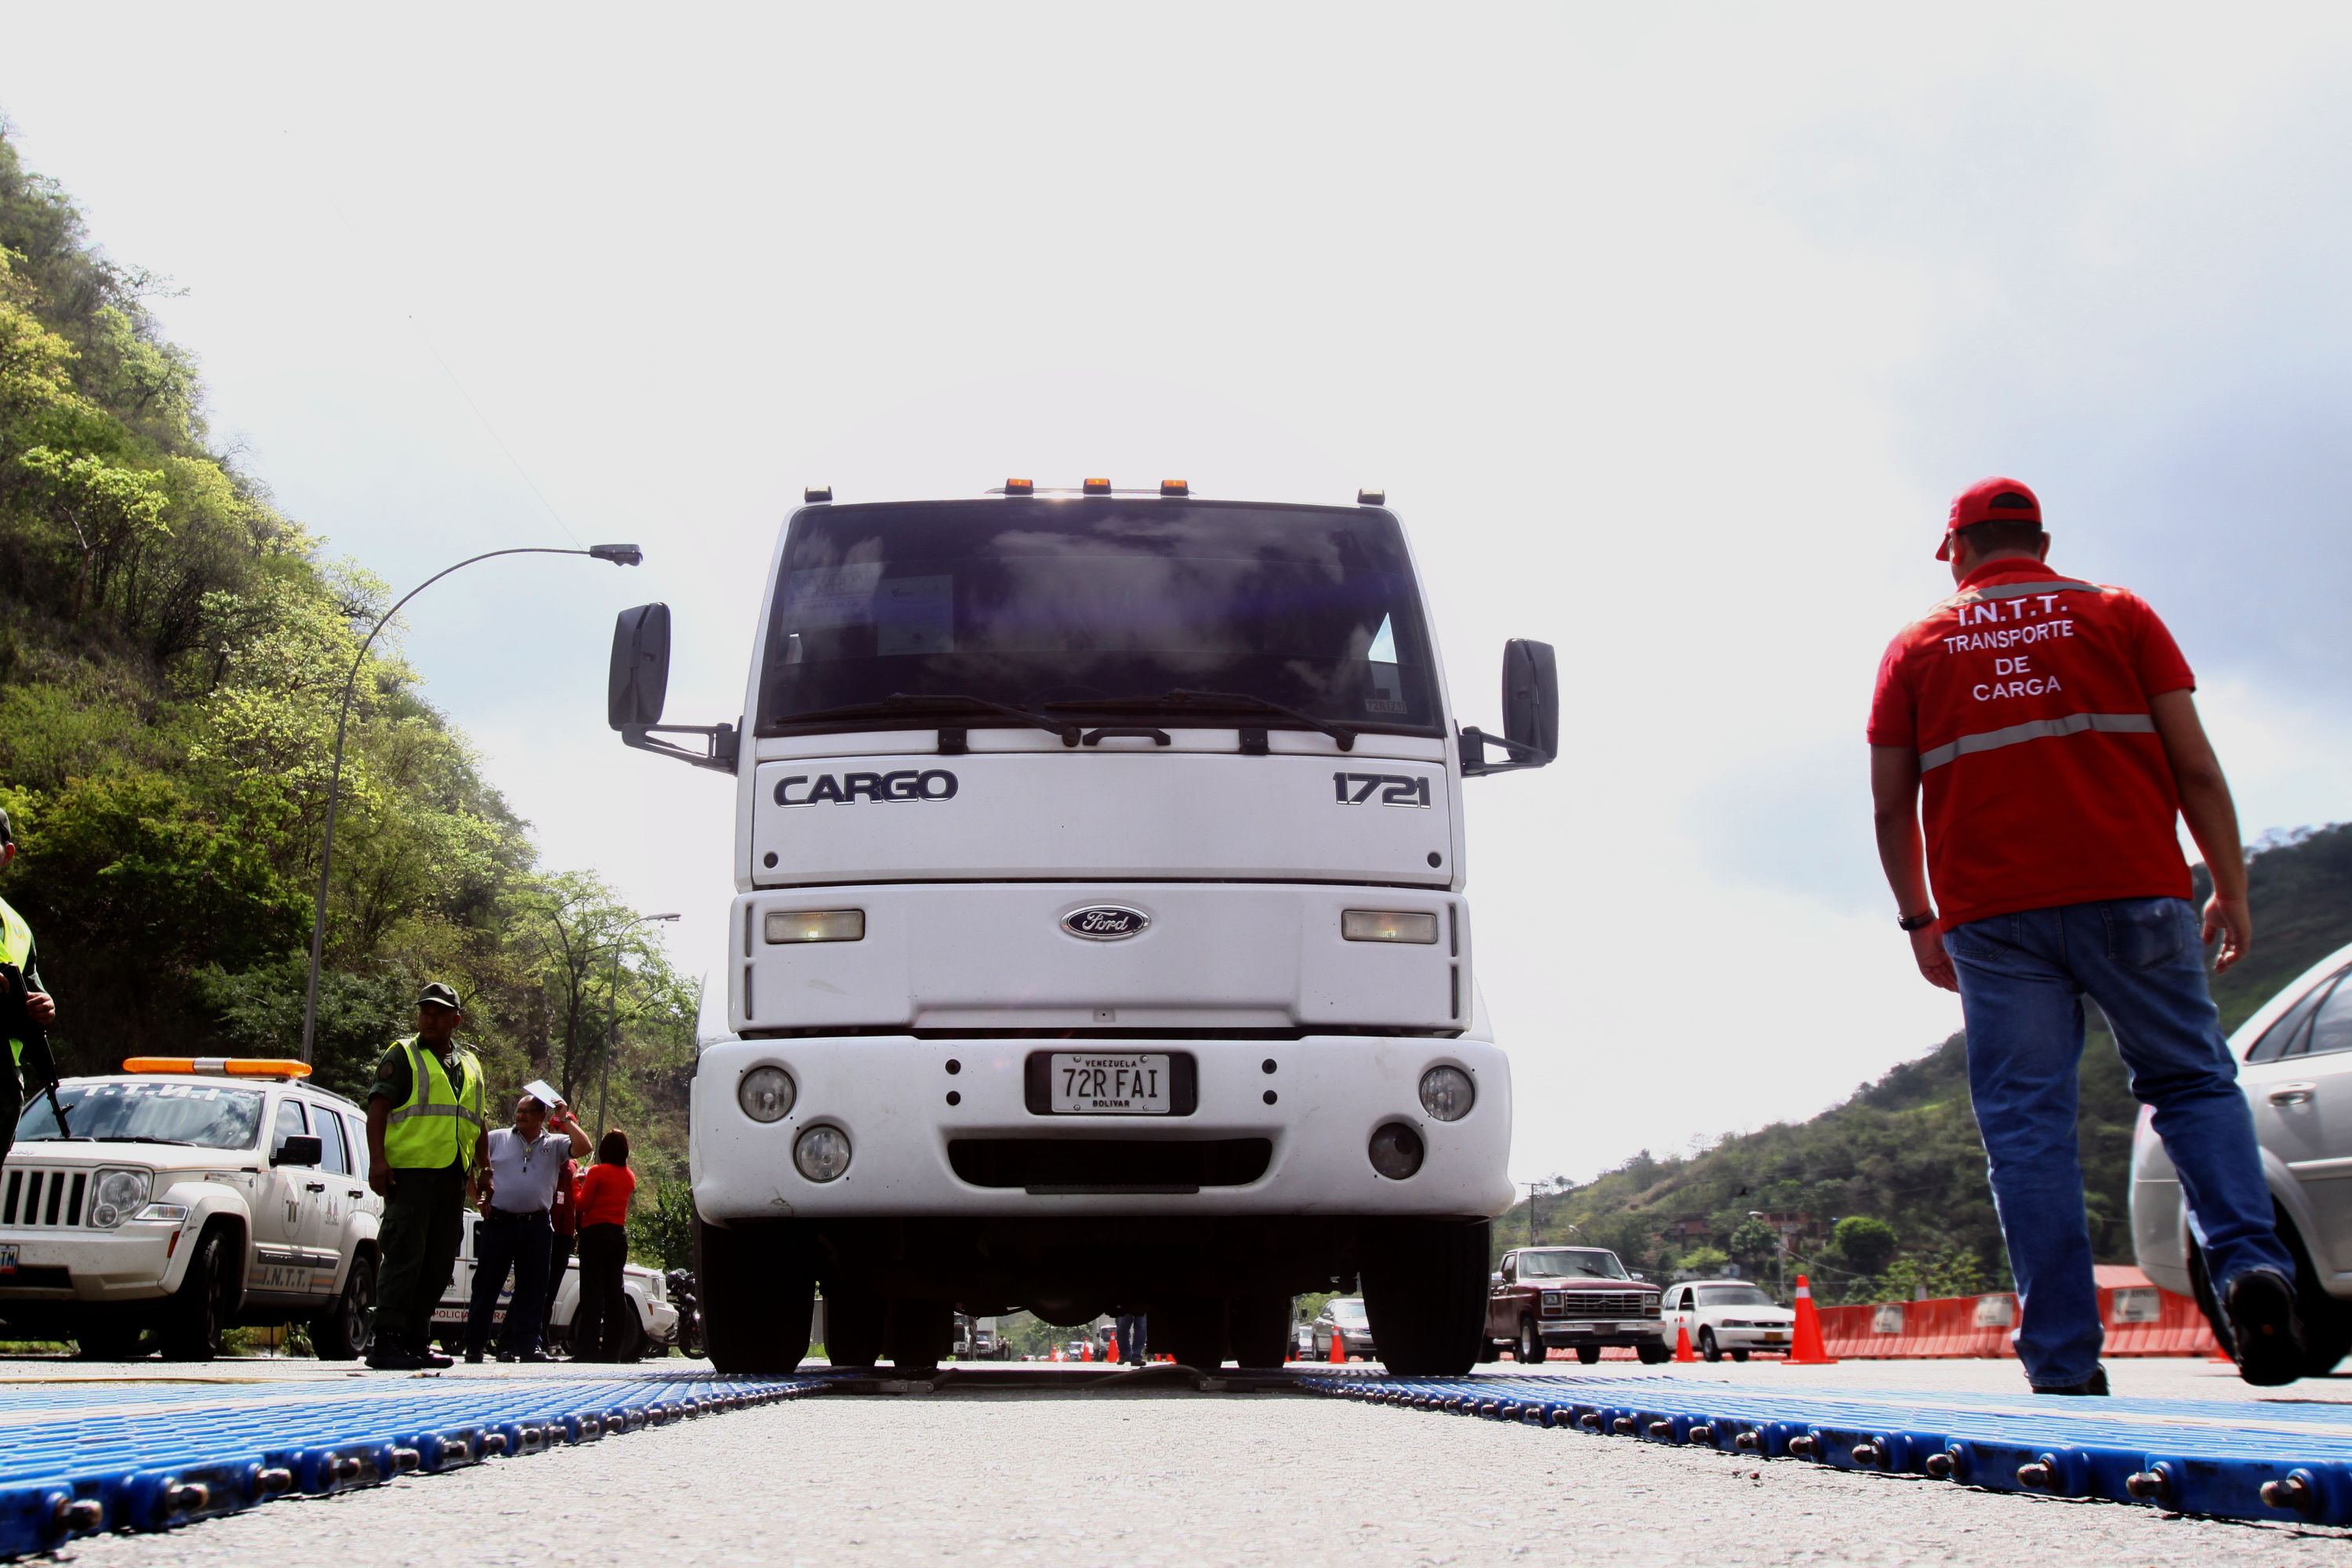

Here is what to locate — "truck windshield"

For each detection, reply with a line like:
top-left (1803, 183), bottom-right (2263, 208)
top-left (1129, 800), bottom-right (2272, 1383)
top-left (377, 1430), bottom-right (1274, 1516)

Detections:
top-left (16, 1081), bottom-right (264, 1149)
top-left (1520, 1249), bottom-right (1630, 1280)
top-left (758, 500), bottom-right (1441, 739)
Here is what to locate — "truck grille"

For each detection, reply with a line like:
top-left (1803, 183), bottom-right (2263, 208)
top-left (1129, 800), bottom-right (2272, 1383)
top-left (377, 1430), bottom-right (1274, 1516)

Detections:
top-left (2, 1167), bottom-right (88, 1228)
top-left (948, 1138), bottom-right (1272, 1194)
top-left (1555, 1290), bottom-right (1657, 1319)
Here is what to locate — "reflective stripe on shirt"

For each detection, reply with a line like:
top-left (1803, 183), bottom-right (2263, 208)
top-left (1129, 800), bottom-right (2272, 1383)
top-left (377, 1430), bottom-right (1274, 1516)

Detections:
top-left (1918, 710), bottom-right (2158, 771)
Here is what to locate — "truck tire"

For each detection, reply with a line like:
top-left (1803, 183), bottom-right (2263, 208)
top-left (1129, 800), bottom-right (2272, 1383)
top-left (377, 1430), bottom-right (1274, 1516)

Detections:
top-left (696, 1216), bottom-right (815, 1374)
top-left (1359, 1218), bottom-right (1489, 1376)
top-left (310, 1250), bottom-right (376, 1360)
top-left (1227, 1294), bottom-right (1294, 1368)
top-left (884, 1300), bottom-right (953, 1374)
top-left (822, 1283), bottom-right (886, 1367)
top-left (1516, 1316), bottom-right (1543, 1364)
top-left (1575, 1345), bottom-right (1600, 1365)
top-left (159, 1227), bottom-right (234, 1362)
top-left (1159, 1296), bottom-right (1229, 1369)
top-left (1635, 1343), bottom-right (1671, 1365)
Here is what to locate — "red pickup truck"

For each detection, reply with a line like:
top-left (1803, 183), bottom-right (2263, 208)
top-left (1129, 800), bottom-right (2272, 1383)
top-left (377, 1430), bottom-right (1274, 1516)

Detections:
top-left (1482, 1245), bottom-right (1667, 1364)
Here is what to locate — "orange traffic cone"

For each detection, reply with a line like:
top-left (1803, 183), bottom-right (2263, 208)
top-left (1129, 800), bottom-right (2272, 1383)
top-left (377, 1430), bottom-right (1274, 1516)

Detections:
top-left (1106, 1330), bottom-right (1120, 1363)
top-left (1328, 1331), bottom-right (1348, 1364)
top-left (1079, 1340), bottom-right (1093, 1362)
top-left (1673, 1321), bottom-right (1697, 1363)
top-left (1787, 1275), bottom-right (1838, 1365)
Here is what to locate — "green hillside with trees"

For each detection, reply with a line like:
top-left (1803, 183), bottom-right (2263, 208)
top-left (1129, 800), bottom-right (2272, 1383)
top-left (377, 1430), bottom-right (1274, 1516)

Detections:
top-left (1503, 823), bottom-right (2352, 1303)
top-left (0, 129), bottom-right (699, 1260)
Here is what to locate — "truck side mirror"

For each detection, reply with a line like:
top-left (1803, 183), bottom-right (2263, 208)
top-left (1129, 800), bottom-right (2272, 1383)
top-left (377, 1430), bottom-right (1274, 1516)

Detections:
top-left (1502, 638), bottom-right (1558, 761)
top-left (273, 1134), bottom-right (323, 1168)
top-left (608, 603), bottom-right (673, 730)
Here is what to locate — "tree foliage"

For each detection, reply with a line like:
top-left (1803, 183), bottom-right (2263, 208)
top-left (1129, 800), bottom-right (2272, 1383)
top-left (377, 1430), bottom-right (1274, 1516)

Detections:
top-left (0, 129), bottom-right (698, 1185)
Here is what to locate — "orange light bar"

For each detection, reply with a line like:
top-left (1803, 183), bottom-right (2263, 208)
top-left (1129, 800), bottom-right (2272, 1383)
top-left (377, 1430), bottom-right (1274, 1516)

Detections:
top-left (1160, 479), bottom-right (1189, 497)
top-left (123, 1057), bottom-right (313, 1080)
top-left (1082, 477), bottom-right (1112, 495)
top-left (1004, 477), bottom-right (1035, 495)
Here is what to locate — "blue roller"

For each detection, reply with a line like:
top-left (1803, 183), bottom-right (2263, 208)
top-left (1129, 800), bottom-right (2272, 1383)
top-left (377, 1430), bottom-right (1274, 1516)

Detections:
top-left (1290, 1370), bottom-right (2352, 1527)
top-left (0, 1370), bottom-right (833, 1560)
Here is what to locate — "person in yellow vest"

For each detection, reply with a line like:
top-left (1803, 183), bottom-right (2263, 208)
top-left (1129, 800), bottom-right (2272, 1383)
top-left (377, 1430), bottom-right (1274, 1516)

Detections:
top-left (0, 808), bottom-right (59, 1169)
top-left (362, 982), bottom-right (489, 1370)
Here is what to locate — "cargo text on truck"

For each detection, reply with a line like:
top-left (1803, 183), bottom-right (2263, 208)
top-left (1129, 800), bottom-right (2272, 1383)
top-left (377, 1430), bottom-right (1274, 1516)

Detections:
top-left (607, 481), bottom-right (1557, 1375)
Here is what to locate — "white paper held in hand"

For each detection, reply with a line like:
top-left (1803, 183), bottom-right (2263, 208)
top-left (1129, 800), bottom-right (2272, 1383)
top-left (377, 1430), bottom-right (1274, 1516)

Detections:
top-left (524, 1079), bottom-right (563, 1112)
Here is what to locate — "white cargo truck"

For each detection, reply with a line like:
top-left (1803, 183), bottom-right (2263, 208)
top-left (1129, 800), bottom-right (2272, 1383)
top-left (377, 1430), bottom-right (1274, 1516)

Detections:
top-left (608, 482), bottom-right (1555, 1374)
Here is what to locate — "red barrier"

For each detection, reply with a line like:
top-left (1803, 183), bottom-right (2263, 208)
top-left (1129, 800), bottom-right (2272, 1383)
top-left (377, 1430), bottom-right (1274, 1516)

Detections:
top-left (1806, 1277), bottom-right (2216, 1359)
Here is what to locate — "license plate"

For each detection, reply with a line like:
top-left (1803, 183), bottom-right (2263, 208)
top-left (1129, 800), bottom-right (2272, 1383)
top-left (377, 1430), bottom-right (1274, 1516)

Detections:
top-left (1762, 1331), bottom-right (1789, 1342)
top-left (0, 1244), bottom-right (16, 1275)
top-left (1560, 1322), bottom-right (1595, 1334)
top-left (1050, 1053), bottom-right (1173, 1115)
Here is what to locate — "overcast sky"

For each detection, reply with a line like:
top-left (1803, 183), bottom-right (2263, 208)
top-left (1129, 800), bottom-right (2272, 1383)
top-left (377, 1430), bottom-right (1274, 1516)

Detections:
top-left (4, 4), bottom-right (2347, 1183)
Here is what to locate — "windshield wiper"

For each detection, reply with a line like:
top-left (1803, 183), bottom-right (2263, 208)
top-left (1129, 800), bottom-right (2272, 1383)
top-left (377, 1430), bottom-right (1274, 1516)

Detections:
top-left (776, 693), bottom-right (1079, 746)
top-left (1042, 689), bottom-right (1357, 751)
top-left (107, 1136), bottom-right (197, 1147)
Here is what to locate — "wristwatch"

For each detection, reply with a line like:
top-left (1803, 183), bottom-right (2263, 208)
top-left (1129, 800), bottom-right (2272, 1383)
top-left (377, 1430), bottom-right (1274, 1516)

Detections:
top-left (1897, 911), bottom-right (1936, 932)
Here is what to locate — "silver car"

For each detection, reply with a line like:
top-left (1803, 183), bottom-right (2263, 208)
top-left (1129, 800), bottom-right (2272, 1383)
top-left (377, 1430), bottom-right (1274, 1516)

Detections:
top-left (2131, 938), bottom-right (2352, 1377)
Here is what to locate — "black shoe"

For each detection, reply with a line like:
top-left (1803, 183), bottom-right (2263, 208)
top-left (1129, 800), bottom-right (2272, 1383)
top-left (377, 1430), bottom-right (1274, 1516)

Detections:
top-left (2223, 1268), bottom-right (2305, 1387)
top-left (2034, 1365), bottom-right (2109, 1396)
top-left (494, 1351), bottom-right (517, 1363)
top-left (518, 1350), bottom-right (549, 1363)
top-left (367, 1347), bottom-right (430, 1371)
top-left (418, 1348), bottom-right (455, 1369)
top-left (463, 1350), bottom-right (485, 1365)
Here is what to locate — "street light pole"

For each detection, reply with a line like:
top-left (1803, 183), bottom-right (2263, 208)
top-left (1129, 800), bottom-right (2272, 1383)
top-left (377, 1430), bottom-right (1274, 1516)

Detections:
top-left (594, 911), bottom-right (680, 1143)
top-left (297, 543), bottom-right (642, 1062)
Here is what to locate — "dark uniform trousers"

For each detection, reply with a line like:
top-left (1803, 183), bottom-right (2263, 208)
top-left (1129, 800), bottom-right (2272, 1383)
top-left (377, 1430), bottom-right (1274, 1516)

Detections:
top-left (372, 1164), bottom-right (470, 1348)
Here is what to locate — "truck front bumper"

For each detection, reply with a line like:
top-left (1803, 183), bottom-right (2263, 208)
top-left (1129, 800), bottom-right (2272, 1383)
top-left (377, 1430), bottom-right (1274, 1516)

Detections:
top-left (692, 1034), bottom-right (1512, 1221)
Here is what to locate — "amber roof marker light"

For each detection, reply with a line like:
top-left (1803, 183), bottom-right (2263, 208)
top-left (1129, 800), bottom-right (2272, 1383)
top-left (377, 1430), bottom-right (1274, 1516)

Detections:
top-left (1160, 480), bottom-right (1190, 497)
top-left (1004, 478), bottom-right (1036, 495)
top-left (1358, 487), bottom-right (1386, 506)
top-left (1082, 477), bottom-right (1113, 495)
top-left (804, 485), bottom-right (833, 503)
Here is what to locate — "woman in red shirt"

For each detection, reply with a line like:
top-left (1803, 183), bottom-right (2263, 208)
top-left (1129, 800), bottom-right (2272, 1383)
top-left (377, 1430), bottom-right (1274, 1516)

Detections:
top-left (571, 1129), bottom-right (638, 1362)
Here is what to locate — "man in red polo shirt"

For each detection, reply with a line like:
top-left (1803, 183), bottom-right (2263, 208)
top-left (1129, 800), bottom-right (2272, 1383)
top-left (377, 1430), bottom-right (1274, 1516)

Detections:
top-left (1867, 476), bottom-right (2303, 1391)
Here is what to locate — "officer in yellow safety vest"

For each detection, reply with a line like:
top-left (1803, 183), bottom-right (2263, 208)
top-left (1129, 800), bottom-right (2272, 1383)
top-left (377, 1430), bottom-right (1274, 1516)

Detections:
top-left (363, 982), bottom-right (489, 1370)
top-left (0, 808), bottom-right (60, 1169)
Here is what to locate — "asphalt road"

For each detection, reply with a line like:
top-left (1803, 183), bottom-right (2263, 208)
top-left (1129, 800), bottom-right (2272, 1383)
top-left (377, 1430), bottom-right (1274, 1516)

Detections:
top-left (31, 1357), bottom-right (2352, 1567)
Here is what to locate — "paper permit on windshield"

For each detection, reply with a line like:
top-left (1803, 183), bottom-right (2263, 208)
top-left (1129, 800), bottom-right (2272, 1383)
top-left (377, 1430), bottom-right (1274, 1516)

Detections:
top-left (523, 1079), bottom-right (564, 1111)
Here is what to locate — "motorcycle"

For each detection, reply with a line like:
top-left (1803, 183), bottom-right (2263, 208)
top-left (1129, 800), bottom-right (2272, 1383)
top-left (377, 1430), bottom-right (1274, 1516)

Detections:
top-left (666, 1268), bottom-right (706, 1359)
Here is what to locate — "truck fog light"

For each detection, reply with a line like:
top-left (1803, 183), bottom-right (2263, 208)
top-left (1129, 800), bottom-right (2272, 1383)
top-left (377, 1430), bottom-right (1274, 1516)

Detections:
top-left (1367, 1122), bottom-right (1424, 1180)
top-left (739, 1066), bottom-right (797, 1123)
top-left (1418, 1065), bottom-right (1474, 1122)
top-left (765, 909), bottom-right (865, 944)
top-left (1341, 909), bottom-right (1439, 944)
top-left (793, 1126), bottom-right (852, 1182)
top-left (89, 1168), bottom-right (151, 1229)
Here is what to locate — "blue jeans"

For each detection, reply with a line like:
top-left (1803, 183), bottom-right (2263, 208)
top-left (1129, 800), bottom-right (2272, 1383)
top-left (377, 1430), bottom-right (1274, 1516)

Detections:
top-left (464, 1208), bottom-right (553, 1357)
top-left (1944, 896), bottom-right (2292, 1388)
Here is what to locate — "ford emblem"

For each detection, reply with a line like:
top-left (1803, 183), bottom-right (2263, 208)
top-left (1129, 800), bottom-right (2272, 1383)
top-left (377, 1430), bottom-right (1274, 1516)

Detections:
top-left (1062, 906), bottom-right (1149, 941)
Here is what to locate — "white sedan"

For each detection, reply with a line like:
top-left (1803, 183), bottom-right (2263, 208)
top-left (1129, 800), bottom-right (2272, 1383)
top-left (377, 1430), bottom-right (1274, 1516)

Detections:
top-left (1657, 1280), bottom-right (1794, 1361)
top-left (2131, 938), bottom-right (2352, 1377)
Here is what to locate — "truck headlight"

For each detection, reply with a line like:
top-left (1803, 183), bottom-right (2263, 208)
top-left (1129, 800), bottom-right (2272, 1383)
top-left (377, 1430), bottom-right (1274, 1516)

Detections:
top-left (738, 1065), bottom-right (797, 1123)
top-left (765, 909), bottom-right (865, 943)
top-left (793, 1126), bottom-right (852, 1182)
top-left (1418, 1065), bottom-right (1474, 1121)
top-left (1341, 910), bottom-right (1439, 944)
top-left (89, 1168), bottom-right (151, 1229)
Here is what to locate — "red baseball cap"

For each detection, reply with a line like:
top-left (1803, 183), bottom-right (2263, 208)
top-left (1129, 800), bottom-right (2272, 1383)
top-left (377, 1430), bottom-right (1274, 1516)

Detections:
top-left (1939, 476), bottom-right (2042, 560)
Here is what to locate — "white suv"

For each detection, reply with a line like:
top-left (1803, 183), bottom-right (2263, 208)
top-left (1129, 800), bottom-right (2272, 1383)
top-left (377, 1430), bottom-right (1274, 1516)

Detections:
top-left (1, 1061), bottom-right (383, 1360)
top-left (2132, 939), bottom-right (2352, 1377)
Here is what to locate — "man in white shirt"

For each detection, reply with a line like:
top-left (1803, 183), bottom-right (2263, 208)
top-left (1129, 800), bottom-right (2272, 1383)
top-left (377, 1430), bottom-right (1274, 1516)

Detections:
top-left (463, 1094), bottom-right (590, 1363)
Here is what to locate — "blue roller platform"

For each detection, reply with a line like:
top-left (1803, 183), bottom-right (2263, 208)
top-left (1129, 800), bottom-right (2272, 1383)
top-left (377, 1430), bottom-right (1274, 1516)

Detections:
top-left (1293, 1370), bottom-right (2352, 1526)
top-left (0, 1368), bottom-right (832, 1560)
